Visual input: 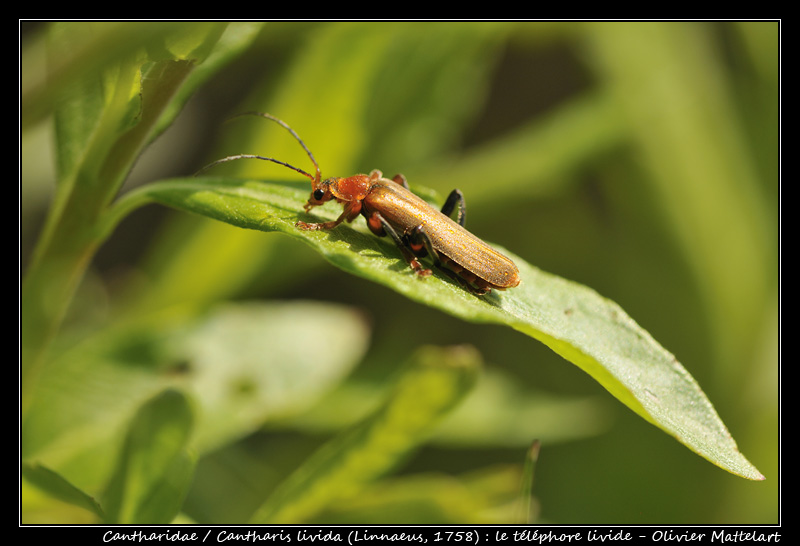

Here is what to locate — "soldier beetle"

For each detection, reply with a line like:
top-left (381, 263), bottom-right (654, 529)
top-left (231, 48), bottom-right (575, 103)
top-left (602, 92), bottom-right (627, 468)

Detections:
top-left (200, 112), bottom-right (520, 295)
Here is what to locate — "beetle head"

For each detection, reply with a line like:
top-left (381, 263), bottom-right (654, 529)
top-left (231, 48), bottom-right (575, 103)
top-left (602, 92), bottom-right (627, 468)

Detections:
top-left (305, 174), bottom-right (371, 212)
top-left (304, 178), bottom-right (338, 212)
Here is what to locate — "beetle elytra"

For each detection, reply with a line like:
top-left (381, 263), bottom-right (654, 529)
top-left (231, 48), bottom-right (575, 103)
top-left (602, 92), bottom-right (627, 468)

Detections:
top-left (200, 112), bottom-right (520, 295)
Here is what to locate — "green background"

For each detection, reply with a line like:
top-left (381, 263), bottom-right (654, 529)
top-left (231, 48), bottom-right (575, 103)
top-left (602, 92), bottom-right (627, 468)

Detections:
top-left (20, 21), bottom-right (779, 524)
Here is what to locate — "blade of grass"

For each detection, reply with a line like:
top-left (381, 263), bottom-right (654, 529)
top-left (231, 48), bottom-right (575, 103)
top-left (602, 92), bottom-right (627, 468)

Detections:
top-left (583, 22), bottom-right (775, 382)
top-left (518, 440), bottom-right (541, 524)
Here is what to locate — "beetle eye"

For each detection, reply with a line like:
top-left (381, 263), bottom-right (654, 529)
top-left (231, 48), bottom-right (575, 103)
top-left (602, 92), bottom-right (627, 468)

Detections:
top-left (313, 189), bottom-right (325, 201)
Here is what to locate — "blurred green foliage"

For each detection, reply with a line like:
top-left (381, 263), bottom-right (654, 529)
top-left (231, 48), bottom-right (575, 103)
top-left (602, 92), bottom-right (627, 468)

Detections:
top-left (20, 21), bottom-right (778, 524)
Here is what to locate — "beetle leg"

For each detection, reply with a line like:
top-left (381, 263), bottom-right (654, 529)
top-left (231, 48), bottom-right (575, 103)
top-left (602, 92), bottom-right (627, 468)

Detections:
top-left (296, 201), bottom-right (362, 231)
top-left (440, 189), bottom-right (466, 227)
top-left (404, 224), bottom-right (438, 264)
top-left (371, 212), bottom-right (432, 277)
top-left (391, 173), bottom-right (410, 189)
top-left (296, 217), bottom-right (344, 231)
top-left (405, 223), bottom-right (490, 296)
top-left (389, 177), bottom-right (466, 227)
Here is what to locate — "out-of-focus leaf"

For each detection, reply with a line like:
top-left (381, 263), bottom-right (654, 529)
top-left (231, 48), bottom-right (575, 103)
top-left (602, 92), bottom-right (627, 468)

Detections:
top-left (21, 22), bottom-right (243, 409)
top-left (21, 462), bottom-right (105, 520)
top-left (412, 91), bottom-right (627, 205)
top-left (21, 301), bottom-right (369, 480)
top-left (271, 369), bottom-right (612, 447)
top-left (102, 389), bottom-right (196, 524)
top-left (178, 302), bottom-right (370, 452)
top-left (150, 22), bottom-right (265, 140)
top-left (584, 22), bottom-right (775, 379)
top-left (314, 466), bottom-right (526, 524)
top-left (250, 345), bottom-right (481, 523)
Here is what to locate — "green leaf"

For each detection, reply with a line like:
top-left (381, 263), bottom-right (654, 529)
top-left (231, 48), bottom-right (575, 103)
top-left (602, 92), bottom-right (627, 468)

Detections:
top-left (131, 175), bottom-right (763, 481)
top-left (21, 462), bottom-right (105, 519)
top-left (22, 301), bottom-right (369, 474)
top-left (23, 22), bottom-right (229, 130)
top-left (314, 466), bottom-right (526, 524)
top-left (102, 389), bottom-right (196, 524)
top-left (150, 22), bottom-right (265, 141)
top-left (177, 301), bottom-right (370, 452)
top-left (22, 22), bottom-right (249, 411)
top-left (270, 368), bottom-right (611, 447)
top-left (249, 345), bottom-right (481, 524)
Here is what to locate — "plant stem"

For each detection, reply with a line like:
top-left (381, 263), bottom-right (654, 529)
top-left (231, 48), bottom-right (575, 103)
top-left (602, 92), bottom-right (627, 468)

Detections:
top-left (20, 59), bottom-right (195, 415)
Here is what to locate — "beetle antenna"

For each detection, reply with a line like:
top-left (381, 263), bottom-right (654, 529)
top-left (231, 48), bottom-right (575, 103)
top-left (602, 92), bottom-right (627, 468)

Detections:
top-left (195, 154), bottom-right (316, 181)
top-left (195, 112), bottom-right (322, 184)
top-left (234, 112), bottom-right (322, 184)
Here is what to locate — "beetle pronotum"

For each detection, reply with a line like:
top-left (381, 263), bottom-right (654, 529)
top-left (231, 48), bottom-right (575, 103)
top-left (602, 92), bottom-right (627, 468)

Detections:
top-left (200, 112), bottom-right (520, 295)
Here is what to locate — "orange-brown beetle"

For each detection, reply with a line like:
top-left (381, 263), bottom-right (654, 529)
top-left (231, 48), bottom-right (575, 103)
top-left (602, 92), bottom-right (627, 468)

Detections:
top-left (201, 113), bottom-right (520, 295)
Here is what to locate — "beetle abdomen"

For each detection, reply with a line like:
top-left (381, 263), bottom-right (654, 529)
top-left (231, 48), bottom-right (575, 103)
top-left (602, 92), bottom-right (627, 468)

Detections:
top-left (363, 179), bottom-right (520, 290)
